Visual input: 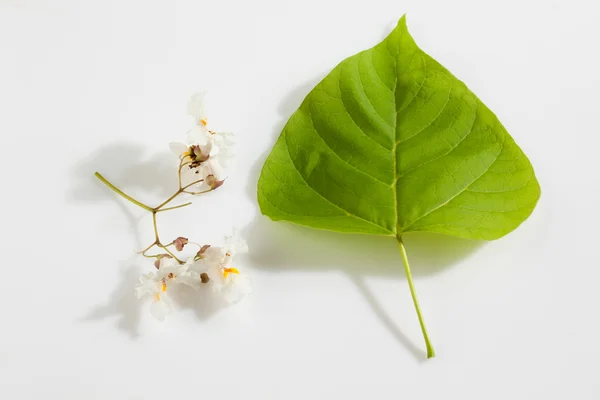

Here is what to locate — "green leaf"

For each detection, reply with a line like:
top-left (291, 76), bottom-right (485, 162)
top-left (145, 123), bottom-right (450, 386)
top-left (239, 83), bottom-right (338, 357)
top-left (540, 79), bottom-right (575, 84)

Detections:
top-left (257, 15), bottom-right (540, 240)
top-left (257, 15), bottom-right (540, 358)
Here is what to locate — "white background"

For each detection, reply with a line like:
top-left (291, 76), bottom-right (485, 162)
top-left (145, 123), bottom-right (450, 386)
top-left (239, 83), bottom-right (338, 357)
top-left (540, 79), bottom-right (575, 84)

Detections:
top-left (1, 0), bottom-right (598, 399)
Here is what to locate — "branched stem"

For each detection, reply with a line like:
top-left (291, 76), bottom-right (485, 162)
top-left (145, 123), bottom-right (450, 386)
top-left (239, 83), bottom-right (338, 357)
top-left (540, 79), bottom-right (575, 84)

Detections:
top-left (157, 202), bottom-right (192, 212)
top-left (396, 235), bottom-right (435, 359)
top-left (94, 168), bottom-right (213, 266)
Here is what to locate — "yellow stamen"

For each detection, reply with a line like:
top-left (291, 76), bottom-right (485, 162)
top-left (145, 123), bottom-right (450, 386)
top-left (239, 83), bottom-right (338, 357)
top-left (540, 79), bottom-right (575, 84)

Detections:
top-left (161, 282), bottom-right (167, 292)
top-left (222, 267), bottom-right (239, 278)
top-left (200, 118), bottom-right (208, 126)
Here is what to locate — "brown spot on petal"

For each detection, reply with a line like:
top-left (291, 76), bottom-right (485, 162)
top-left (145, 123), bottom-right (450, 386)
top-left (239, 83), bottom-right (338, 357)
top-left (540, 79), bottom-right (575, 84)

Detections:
top-left (200, 273), bottom-right (210, 283)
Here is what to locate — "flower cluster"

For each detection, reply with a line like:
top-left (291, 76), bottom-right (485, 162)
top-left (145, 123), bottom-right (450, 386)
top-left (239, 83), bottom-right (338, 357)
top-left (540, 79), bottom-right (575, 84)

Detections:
top-left (169, 92), bottom-right (235, 191)
top-left (95, 92), bottom-right (250, 321)
top-left (135, 231), bottom-right (250, 321)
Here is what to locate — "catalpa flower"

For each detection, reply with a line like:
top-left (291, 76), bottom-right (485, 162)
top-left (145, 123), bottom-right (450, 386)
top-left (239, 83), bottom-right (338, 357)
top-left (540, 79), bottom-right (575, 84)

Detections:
top-left (195, 231), bottom-right (251, 304)
top-left (135, 256), bottom-right (199, 320)
top-left (95, 91), bottom-right (249, 323)
top-left (169, 92), bottom-right (235, 188)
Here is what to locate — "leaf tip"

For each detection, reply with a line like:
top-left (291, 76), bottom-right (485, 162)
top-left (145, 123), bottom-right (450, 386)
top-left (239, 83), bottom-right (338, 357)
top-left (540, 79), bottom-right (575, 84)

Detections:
top-left (398, 14), bottom-right (408, 29)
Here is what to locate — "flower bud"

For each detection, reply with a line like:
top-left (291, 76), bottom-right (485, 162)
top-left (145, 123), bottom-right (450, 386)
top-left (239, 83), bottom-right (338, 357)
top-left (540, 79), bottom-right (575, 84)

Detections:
top-left (205, 175), bottom-right (224, 190)
top-left (196, 244), bottom-right (211, 258)
top-left (154, 254), bottom-right (173, 269)
top-left (190, 145), bottom-right (210, 163)
top-left (173, 237), bottom-right (189, 251)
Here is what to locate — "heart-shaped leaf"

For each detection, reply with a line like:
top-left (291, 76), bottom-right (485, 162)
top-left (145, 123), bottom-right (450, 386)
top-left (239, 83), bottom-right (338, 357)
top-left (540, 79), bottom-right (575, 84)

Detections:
top-left (257, 16), bottom-right (540, 358)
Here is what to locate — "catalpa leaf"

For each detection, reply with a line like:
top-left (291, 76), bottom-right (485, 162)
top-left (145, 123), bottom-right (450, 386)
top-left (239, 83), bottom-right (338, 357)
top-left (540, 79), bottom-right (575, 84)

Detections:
top-left (257, 15), bottom-right (540, 358)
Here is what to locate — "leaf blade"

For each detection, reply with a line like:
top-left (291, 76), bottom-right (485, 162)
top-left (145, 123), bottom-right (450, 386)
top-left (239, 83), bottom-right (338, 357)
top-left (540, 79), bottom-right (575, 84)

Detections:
top-left (258, 15), bottom-right (540, 240)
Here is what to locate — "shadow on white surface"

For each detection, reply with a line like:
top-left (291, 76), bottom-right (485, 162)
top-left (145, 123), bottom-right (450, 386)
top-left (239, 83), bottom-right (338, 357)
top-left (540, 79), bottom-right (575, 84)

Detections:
top-left (79, 256), bottom-right (231, 338)
top-left (70, 144), bottom-right (233, 336)
top-left (79, 257), bottom-right (144, 339)
top-left (68, 142), bottom-right (177, 204)
top-left (243, 75), bottom-right (485, 360)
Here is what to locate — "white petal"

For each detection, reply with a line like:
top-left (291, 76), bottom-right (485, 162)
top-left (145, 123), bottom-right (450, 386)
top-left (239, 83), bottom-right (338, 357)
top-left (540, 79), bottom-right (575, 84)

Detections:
top-left (176, 271), bottom-right (202, 290)
top-left (187, 92), bottom-right (207, 121)
top-left (208, 142), bottom-right (221, 157)
top-left (185, 258), bottom-right (204, 274)
top-left (207, 159), bottom-right (226, 180)
top-left (169, 142), bottom-right (188, 157)
top-left (135, 273), bottom-right (160, 299)
top-left (187, 125), bottom-right (210, 145)
top-left (225, 230), bottom-right (248, 254)
top-left (222, 273), bottom-right (252, 304)
top-left (206, 264), bottom-right (225, 291)
top-left (202, 246), bottom-right (224, 265)
top-left (213, 131), bottom-right (236, 146)
top-left (150, 297), bottom-right (172, 321)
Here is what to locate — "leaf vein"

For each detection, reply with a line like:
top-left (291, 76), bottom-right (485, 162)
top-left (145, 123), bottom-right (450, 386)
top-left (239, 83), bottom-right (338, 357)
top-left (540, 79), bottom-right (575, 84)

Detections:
top-left (283, 131), bottom-right (394, 233)
top-left (400, 120), bottom-right (507, 231)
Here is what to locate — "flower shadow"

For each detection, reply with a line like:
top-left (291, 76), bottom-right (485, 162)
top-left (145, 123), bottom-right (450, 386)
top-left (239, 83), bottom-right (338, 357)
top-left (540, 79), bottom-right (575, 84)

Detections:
top-left (71, 142), bottom-right (232, 336)
top-left (170, 285), bottom-right (232, 321)
top-left (68, 142), bottom-right (177, 205)
top-left (244, 76), bottom-right (485, 360)
top-left (79, 256), bottom-right (144, 339)
top-left (79, 254), bottom-right (233, 337)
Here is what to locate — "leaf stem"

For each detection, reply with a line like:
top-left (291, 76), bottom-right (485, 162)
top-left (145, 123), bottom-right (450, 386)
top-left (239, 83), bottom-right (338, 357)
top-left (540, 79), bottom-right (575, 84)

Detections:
top-left (396, 235), bottom-right (435, 359)
top-left (94, 172), bottom-right (153, 212)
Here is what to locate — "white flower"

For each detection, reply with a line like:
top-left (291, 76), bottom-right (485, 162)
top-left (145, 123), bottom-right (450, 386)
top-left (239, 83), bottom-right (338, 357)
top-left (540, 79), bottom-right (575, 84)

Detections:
top-left (187, 92), bottom-right (208, 126)
top-left (206, 262), bottom-right (252, 304)
top-left (169, 92), bottom-right (235, 187)
top-left (193, 231), bottom-right (251, 304)
top-left (135, 257), bottom-right (199, 320)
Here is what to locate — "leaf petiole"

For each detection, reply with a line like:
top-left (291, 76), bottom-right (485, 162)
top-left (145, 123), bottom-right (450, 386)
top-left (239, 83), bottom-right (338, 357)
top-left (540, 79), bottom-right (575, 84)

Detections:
top-left (396, 235), bottom-right (435, 358)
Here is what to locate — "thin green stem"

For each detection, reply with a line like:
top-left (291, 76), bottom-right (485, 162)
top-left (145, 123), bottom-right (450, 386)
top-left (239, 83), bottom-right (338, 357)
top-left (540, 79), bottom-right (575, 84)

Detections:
top-left (151, 212), bottom-right (182, 263)
top-left (155, 190), bottom-right (183, 210)
top-left (94, 172), bottom-right (153, 212)
top-left (157, 202), bottom-right (192, 212)
top-left (396, 235), bottom-right (435, 359)
top-left (183, 189), bottom-right (211, 195)
top-left (178, 158), bottom-right (183, 189)
top-left (181, 178), bottom-right (206, 191)
top-left (95, 170), bottom-right (195, 266)
top-left (152, 212), bottom-right (160, 241)
top-left (158, 243), bottom-right (181, 263)
top-left (138, 241), bottom-right (158, 255)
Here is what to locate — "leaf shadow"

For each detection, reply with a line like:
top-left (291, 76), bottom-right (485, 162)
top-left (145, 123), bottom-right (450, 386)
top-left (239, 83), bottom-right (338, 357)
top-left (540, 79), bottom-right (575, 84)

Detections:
top-left (244, 76), bottom-right (485, 360)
